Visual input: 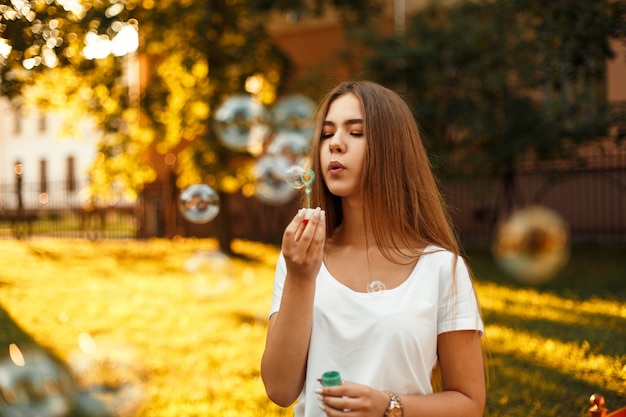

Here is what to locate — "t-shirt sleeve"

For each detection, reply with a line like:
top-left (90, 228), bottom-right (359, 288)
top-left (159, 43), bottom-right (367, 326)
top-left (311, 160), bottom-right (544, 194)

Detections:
top-left (437, 254), bottom-right (484, 335)
top-left (269, 252), bottom-right (287, 318)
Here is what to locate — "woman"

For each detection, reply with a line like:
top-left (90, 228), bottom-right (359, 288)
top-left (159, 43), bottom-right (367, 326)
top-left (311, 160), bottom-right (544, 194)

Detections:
top-left (261, 81), bottom-right (485, 417)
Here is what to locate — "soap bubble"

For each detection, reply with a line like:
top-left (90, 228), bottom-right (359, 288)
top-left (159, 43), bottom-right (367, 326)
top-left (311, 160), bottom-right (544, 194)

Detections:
top-left (266, 131), bottom-right (311, 159)
top-left (184, 249), bottom-right (230, 275)
top-left (285, 165), bottom-right (315, 189)
top-left (492, 205), bottom-right (570, 285)
top-left (213, 95), bottom-right (271, 153)
top-left (68, 336), bottom-right (144, 417)
top-left (0, 345), bottom-right (77, 417)
top-left (184, 250), bottom-right (234, 298)
top-left (179, 184), bottom-right (220, 224)
top-left (271, 94), bottom-right (316, 140)
top-left (285, 165), bottom-right (306, 189)
top-left (254, 155), bottom-right (298, 205)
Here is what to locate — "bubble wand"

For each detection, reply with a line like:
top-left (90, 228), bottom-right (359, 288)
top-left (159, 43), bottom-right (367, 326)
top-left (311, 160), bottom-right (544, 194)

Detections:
top-left (301, 169), bottom-right (315, 209)
top-left (300, 169), bottom-right (315, 224)
top-left (285, 165), bottom-right (316, 223)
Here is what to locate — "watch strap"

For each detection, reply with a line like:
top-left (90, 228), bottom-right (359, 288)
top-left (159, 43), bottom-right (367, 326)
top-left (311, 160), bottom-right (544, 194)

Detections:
top-left (383, 391), bottom-right (403, 417)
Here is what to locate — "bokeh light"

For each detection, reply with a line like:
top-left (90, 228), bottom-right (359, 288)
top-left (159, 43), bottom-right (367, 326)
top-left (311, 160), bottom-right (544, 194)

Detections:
top-left (82, 21), bottom-right (138, 60)
top-left (178, 184), bottom-right (220, 224)
top-left (492, 205), bottom-right (570, 284)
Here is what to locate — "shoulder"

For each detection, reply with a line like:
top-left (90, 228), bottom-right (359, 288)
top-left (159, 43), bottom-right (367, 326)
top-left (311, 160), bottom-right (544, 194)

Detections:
top-left (421, 245), bottom-right (471, 282)
top-left (422, 245), bottom-right (463, 266)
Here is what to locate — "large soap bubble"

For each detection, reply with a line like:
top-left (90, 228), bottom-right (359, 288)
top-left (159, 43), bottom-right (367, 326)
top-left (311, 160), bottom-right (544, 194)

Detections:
top-left (492, 205), bottom-right (570, 284)
top-left (184, 250), bottom-right (234, 298)
top-left (68, 335), bottom-right (144, 417)
top-left (271, 94), bottom-right (316, 140)
top-left (267, 131), bottom-right (311, 160)
top-left (178, 184), bottom-right (220, 224)
top-left (0, 345), bottom-right (78, 417)
top-left (213, 95), bottom-right (271, 153)
top-left (254, 155), bottom-right (298, 205)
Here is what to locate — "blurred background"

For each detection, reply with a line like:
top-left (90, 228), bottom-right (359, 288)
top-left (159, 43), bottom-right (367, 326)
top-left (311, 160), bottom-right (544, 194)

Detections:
top-left (0, 1), bottom-right (625, 416)
top-left (1, 0), bottom-right (624, 250)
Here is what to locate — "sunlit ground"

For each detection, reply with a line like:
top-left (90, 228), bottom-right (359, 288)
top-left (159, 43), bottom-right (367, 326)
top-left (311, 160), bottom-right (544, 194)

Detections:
top-left (0, 239), bottom-right (624, 417)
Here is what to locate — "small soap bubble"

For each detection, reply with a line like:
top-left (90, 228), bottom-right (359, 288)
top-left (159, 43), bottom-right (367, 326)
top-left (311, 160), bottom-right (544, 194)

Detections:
top-left (285, 165), bottom-right (306, 189)
top-left (178, 184), bottom-right (220, 224)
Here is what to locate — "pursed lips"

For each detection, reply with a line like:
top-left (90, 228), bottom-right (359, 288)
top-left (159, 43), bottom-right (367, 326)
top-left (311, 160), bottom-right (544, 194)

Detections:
top-left (328, 161), bottom-right (345, 175)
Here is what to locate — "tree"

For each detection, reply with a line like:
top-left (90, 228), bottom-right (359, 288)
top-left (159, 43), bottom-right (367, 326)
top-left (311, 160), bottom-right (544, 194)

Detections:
top-left (356, 0), bottom-right (626, 218)
top-left (0, 0), bottom-right (382, 253)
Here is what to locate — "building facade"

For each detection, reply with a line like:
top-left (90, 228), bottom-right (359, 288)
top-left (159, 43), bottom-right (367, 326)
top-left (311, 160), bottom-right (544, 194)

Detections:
top-left (0, 98), bottom-right (99, 210)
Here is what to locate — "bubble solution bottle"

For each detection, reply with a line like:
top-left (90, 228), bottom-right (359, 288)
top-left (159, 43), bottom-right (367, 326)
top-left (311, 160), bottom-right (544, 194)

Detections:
top-left (320, 371), bottom-right (342, 386)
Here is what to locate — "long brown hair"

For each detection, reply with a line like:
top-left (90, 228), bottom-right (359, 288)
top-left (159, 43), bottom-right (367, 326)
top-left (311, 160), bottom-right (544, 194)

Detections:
top-left (309, 81), bottom-right (489, 391)
top-left (309, 80), bottom-right (460, 261)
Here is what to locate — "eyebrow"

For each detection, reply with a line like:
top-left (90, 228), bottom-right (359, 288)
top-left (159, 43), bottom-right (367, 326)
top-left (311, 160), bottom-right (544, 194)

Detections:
top-left (323, 118), bottom-right (364, 127)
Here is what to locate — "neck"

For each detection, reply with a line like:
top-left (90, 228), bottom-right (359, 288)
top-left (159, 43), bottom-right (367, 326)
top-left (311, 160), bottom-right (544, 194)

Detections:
top-left (332, 198), bottom-right (374, 248)
top-left (329, 197), bottom-right (427, 263)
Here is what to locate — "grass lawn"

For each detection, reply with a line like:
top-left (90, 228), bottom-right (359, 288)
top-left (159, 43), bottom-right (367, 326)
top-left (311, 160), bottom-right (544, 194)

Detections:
top-left (0, 238), bottom-right (624, 417)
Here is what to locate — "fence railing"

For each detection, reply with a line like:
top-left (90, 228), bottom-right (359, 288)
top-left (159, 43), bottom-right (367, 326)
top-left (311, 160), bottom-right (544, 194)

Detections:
top-left (443, 166), bottom-right (626, 247)
top-left (0, 178), bottom-right (138, 240)
top-left (2, 166), bottom-right (625, 246)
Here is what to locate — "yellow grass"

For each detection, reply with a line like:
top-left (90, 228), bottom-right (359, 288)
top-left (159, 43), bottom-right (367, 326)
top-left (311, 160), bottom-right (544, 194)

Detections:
top-left (0, 238), bottom-right (624, 417)
top-left (0, 238), bottom-right (291, 417)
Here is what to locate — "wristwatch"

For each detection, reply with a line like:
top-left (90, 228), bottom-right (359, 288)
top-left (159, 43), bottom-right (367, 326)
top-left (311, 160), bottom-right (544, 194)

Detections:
top-left (384, 391), bottom-right (404, 417)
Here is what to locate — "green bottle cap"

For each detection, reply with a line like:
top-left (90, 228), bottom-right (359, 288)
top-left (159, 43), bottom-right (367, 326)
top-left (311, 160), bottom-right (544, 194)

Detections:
top-left (321, 371), bottom-right (342, 386)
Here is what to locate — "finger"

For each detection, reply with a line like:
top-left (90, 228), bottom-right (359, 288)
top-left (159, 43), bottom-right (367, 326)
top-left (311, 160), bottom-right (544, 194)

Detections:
top-left (292, 209), bottom-right (308, 244)
top-left (300, 207), bottom-right (326, 245)
top-left (311, 209), bottom-right (326, 254)
top-left (301, 207), bottom-right (316, 225)
top-left (283, 209), bottom-right (306, 245)
top-left (319, 396), bottom-right (357, 415)
top-left (294, 207), bottom-right (322, 245)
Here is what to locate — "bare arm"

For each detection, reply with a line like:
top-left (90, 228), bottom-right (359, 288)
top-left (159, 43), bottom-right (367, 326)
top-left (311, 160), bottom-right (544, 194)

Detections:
top-left (261, 207), bottom-right (326, 407)
top-left (318, 330), bottom-right (485, 417)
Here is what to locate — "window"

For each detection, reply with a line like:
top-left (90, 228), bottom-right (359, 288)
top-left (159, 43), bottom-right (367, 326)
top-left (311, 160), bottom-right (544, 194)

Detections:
top-left (66, 156), bottom-right (76, 191)
top-left (40, 159), bottom-right (48, 194)
top-left (13, 109), bottom-right (21, 135)
top-left (38, 114), bottom-right (47, 132)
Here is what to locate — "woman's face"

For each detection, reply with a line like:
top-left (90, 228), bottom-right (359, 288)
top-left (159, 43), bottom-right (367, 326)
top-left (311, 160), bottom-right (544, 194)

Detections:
top-left (319, 93), bottom-right (367, 199)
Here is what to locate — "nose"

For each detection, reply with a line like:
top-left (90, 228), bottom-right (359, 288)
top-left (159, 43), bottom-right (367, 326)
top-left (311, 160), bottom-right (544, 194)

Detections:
top-left (328, 134), bottom-right (346, 154)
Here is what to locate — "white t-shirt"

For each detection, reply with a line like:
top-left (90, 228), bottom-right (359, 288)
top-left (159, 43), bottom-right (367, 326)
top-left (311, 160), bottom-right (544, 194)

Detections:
top-left (269, 245), bottom-right (484, 417)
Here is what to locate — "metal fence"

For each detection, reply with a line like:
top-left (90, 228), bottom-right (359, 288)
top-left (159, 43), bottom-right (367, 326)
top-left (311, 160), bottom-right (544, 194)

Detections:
top-left (443, 166), bottom-right (626, 247)
top-left (0, 178), bottom-right (139, 240)
top-left (1, 166), bottom-right (625, 246)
